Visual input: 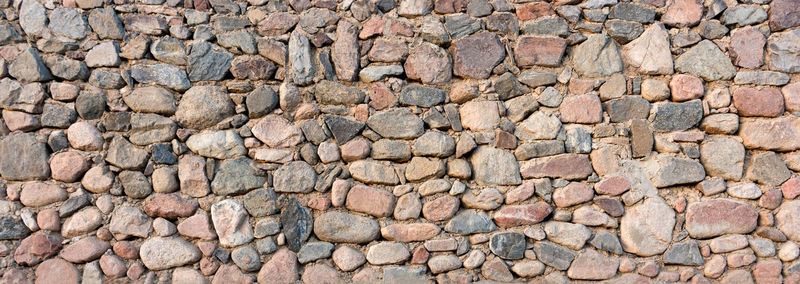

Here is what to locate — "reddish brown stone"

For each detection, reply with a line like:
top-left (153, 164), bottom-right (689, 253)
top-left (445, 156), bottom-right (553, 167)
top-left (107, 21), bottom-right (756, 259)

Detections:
top-left (753, 259), bottom-right (783, 284)
top-left (505, 181), bottom-right (535, 204)
top-left (177, 214), bottom-right (217, 240)
top-left (113, 241), bottom-right (139, 260)
top-left (50, 151), bottom-right (90, 183)
top-left (212, 264), bottom-right (250, 284)
top-left (594, 176), bottom-right (631, 196)
top-left (143, 194), bottom-right (199, 219)
top-left (99, 254), bottom-right (126, 278)
top-left (566, 250), bottom-right (619, 280)
top-left (369, 83), bottom-right (397, 110)
top-left (257, 248), bottom-right (298, 284)
top-left (760, 188), bottom-right (783, 210)
top-left (515, 36), bottom-right (567, 67)
top-left (560, 94), bottom-right (603, 124)
top-left (593, 197), bottom-right (624, 217)
top-left (494, 130), bottom-right (517, 149)
top-left (493, 202), bottom-right (553, 228)
top-left (521, 154), bottom-right (593, 180)
top-left (36, 209), bottom-right (60, 232)
top-left (685, 199), bottom-right (758, 238)
top-left (516, 2), bottom-right (554, 21)
top-left (14, 232), bottom-right (62, 266)
top-left (783, 82), bottom-right (800, 113)
top-left (230, 56), bottom-right (276, 80)
top-left (553, 182), bottom-right (594, 208)
top-left (20, 182), bottom-right (67, 208)
top-left (733, 87), bottom-right (784, 117)
top-left (730, 27), bottom-right (767, 69)
top-left (422, 195), bottom-right (459, 222)
top-left (404, 42), bottom-right (452, 84)
top-left (569, 79), bottom-right (598, 95)
top-left (60, 237), bottom-right (110, 263)
top-left (450, 32), bottom-right (506, 79)
top-left (783, 177), bottom-right (800, 199)
top-left (359, 16), bottom-right (385, 39)
top-left (386, 18), bottom-right (414, 37)
top-left (35, 258), bottom-right (79, 284)
top-left (434, 0), bottom-right (466, 14)
top-left (301, 264), bottom-right (343, 284)
top-left (345, 185), bottom-right (396, 217)
top-left (661, 0), bottom-right (703, 27)
top-left (670, 74), bottom-right (704, 102)
top-left (381, 223), bottom-right (440, 242)
top-left (368, 38), bottom-right (408, 63)
top-left (340, 138), bottom-right (371, 162)
top-left (769, 0), bottom-right (800, 31)
top-left (410, 246), bottom-right (429, 264)
top-left (307, 197), bottom-right (331, 211)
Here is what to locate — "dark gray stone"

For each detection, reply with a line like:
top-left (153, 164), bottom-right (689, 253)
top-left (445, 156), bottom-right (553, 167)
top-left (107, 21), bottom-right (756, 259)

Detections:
top-left (589, 230), bottom-right (624, 254)
top-left (274, 161), bottom-right (317, 193)
top-left (490, 232), bottom-right (526, 259)
top-left (494, 73), bottom-right (530, 100)
top-left (534, 242), bottom-right (575, 270)
top-left (297, 242), bottom-right (334, 263)
top-left (187, 42), bottom-right (233, 82)
top-left (609, 3), bottom-right (656, 23)
top-left (231, 245), bottom-right (260, 272)
top-left (88, 8), bottom-right (125, 40)
top-left (521, 17), bottom-right (569, 37)
top-left (324, 115), bottom-right (365, 145)
top-left (119, 170), bottom-right (153, 199)
top-left (106, 135), bottom-right (149, 170)
top-left (0, 133), bottom-right (50, 181)
top-left (130, 64), bottom-right (191, 91)
top-left (605, 97), bottom-right (650, 123)
top-left (75, 91), bottom-right (106, 120)
top-left (210, 158), bottom-right (266, 196)
top-left (399, 84), bottom-right (446, 107)
top-left (243, 188), bottom-right (280, 217)
top-left (41, 103), bottom-right (77, 128)
top-left (59, 194), bottom-right (91, 217)
top-left (0, 216), bottom-right (30, 240)
top-left (664, 240), bottom-right (703, 266)
top-left (151, 143), bottom-right (177, 164)
top-left (444, 210), bottom-right (497, 235)
top-left (246, 86), bottom-right (278, 118)
top-left (605, 19), bottom-right (644, 44)
top-left (649, 100), bottom-right (703, 132)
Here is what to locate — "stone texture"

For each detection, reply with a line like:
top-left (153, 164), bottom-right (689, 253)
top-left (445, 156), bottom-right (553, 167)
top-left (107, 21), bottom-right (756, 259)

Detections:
top-left (685, 199), bottom-right (758, 238)
top-left (620, 197), bottom-right (674, 256)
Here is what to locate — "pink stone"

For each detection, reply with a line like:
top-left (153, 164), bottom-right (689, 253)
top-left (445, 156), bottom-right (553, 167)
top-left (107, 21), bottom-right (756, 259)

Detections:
top-left (760, 188), bottom-right (783, 209)
top-left (661, 0), bottom-right (703, 27)
top-left (560, 94), bottom-right (602, 124)
top-left (769, 0), bottom-right (800, 31)
top-left (14, 232), bottom-right (62, 266)
top-left (733, 87), bottom-right (784, 117)
top-left (50, 82), bottom-right (80, 101)
top-left (521, 154), bottom-right (594, 180)
top-left (404, 42), bottom-right (452, 84)
top-left (516, 2), bottom-right (554, 21)
top-left (594, 176), bottom-right (631, 196)
top-left (35, 258), bottom-right (80, 284)
top-left (369, 83), bottom-right (396, 110)
top-left (212, 264), bottom-right (250, 284)
top-left (567, 250), bottom-right (619, 280)
top-left (60, 237), bottom-right (110, 263)
top-left (493, 202), bottom-right (553, 228)
top-left (505, 181), bottom-right (535, 204)
top-left (345, 185), bottom-right (396, 217)
top-left (178, 154), bottom-right (210, 198)
top-left (2, 110), bottom-right (40, 132)
top-left (638, 261), bottom-right (659, 277)
top-left (515, 36), bottom-right (568, 67)
top-left (422, 195), bottom-right (459, 222)
top-left (340, 138), bottom-right (371, 162)
top-left (113, 241), bottom-right (139, 260)
top-left (685, 199), bottom-right (758, 238)
top-left (380, 223), bottom-right (440, 242)
top-left (569, 79), bottom-right (598, 95)
top-left (50, 151), bottom-right (89, 183)
top-left (66, 122), bottom-right (104, 151)
top-left (307, 197), bottom-right (331, 211)
top-left (200, 258), bottom-right (220, 276)
top-left (99, 254), bottom-right (127, 278)
top-left (727, 254), bottom-right (756, 268)
top-left (704, 255), bottom-right (726, 278)
top-left (36, 209), bottom-right (60, 232)
top-left (753, 259), bottom-right (783, 284)
top-left (358, 16), bottom-right (384, 39)
top-left (783, 177), bottom-right (800, 199)
top-left (143, 194), bottom-right (198, 219)
top-left (331, 180), bottom-right (351, 207)
top-left (177, 214), bottom-right (217, 240)
top-left (783, 82), bottom-right (800, 113)
top-left (553, 182), bottom-right (594, 208)
top-left (257, 248), bottom-right (298, 284)
top-left (301, 264), bottom-right (343, 284)
top-left (730, 27), bottom-right (766, 69)
top-left (20, 182), bottom-right (67, 208)
top-left (434, 0), bottom-right (466, 14)
top-left (368, 38), bottom-right (408, 63)
top-left (410, 246), bottom-right (429, 264)
top-left (670, 74), bottom-right (704, 102)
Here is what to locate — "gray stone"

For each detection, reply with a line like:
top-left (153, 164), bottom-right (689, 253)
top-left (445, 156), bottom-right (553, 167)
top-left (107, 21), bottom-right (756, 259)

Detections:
top-left (211, 158), bottom-right (266, 196)
top-left (298, 242), bottom-right (334, 263)
top-left (367, 108), bottom-right (424, 139)
top-left (605, 19), bottom-right (644, 44)
top-left (521, 17), bottom-right (569, 37)
top-left (175, 86), bottom-right (235, 129)
top-left (699, 20), bottom-right (729, 39)
top-left (445, 210), bottom-right (497, 235)
top-left (43, 55), bottom-right (88, 81)
top-left (140, 237), bottom-right (201, 270)
top-left (746, 151), bottom-right (792, 186)
top-left (383, 267), bottom-right (429, 284)
top-left (649, 154), bottom-right (706, 187)
top-left (75, 91), bottom-right (105, 120)
top-left (130, 64), bottom-right (191, 91)
top-left (324, 115), bottom-right (365, 144)
top-left (186, 130), bottom-right (246, 159)
top-left (187, 42), bottom-right (233, 81)
top-left (533, 242), bottom-right (575, 271)
top-left (572, 34), bottom-right (623, 77)
top-left (619, 197), bottom-right (674, 256)
top-left (281, 198), bottom-right (313, 252)
top-left (289, 31), bottom-right (316, 86)
top-left (490, 232), bottom-right (525, 259)
top-left (125, 86), bottom-right (177, 115)
top-left (565, 127), bottom-right (592, 154)
top-left (722, 5), bottom-right (768, 26)
top-left (0, 216), bottom-right (30, 240)
top-left (20, 0), bottom-right (47, 35)
top-left (445, 14), bottom-right (482, 39)
top-left (243, 188), bottom-right (279, 217)
top-left (518, 71), bottom-right (557, 88)
top-left (664, 240), bottom-right (703, 266)
top-left (349, 161), bottom-right (399, 185)
top-left (700, 136), bottom-right (745, 181)
top-left (333, 19), bottom-right (359, 81)
top-left (88, 8), bottom-right (125, 40)
top-left (232, 245), bottom-right (260, 272)
top-left (494, 72), bottom-right (529, 100)
top-left (314, 211), bottom-right (380, 243)
top-left (589, 230), bottom-right (624, 254)
top-left (359, 65), bottom-right (404, 82)
top-left (412, 131), bottom-right (455, 157)
top-left (129, 114), bottom-right (177, 145)
top-left (767, 29), bottom-right (800, 73)
top-left (41, 103), bottom-right (77, 128)
top-left (150, 37), bottom-right (187, 65)
top-left (675, 40), bottom-right (737, 81)
top-left (246, 86), bottom-right (278, 118)
top-left (470, 146), bottom-right (521, 186)
top-left (733, 71), bottom-right (791, 86)
top-left (399, 84), bottom-right (446, 107)
top-left (649, 100), bottom-right (703, 132)
top-left (314, 80), bottom-right (365, 105)
top-left (119, 171), bottom-right (152, 199)
top-left (218, 30), bottom-right (256, 54)
top-left (9, 48), bottom-right (52, 82)
top-left (106, 135), bottom-right (149, 170)
top-left (109, 206), bottom-right (153, 238)
top-left (609, 3), bottom-right (656, 23)
top-left (605, 97), bottom-right (650, 122)
top-left (49, 8), bottom-right (88, 39)
top-left (0, 133), bottom-right (50, 181)
top-left (274, 161), bottom-right (317, 193)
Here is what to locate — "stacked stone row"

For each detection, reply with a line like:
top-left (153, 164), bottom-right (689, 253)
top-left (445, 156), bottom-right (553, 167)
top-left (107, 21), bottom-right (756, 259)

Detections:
top-left (0, 0), bottom-right (799, 282)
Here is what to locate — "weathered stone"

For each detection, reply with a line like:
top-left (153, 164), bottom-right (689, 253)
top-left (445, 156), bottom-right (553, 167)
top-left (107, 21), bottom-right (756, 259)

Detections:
top-left (187, 42), bottom-right (233, 81)
top-left (620, 197), bottom-right (675, 256)
top-left (490, 232), bottom-right (525, 259)
top-left (175, 86), bottom-right (234, 129)
top-left (740, 117), bottom-right (800, 151)
top-left (130, 64), bottom-right (191, 91)
top-left (211, 158), bottom-right (265, 196)
top-left (649, 100), bottom-right (703, 132)
top-left (521, 154), bottom-right (593, 180)
top-left (770, 0), bottom-right (800, 31)
top-left (314, 211), bottom-right (379, 243)
top-left (700, 136), bottom-right (745, 181)
top-left (367, 108), bottom-right (424, 139)
top-left (349, 160), bottom-right (399, 185)
top-left (0, 133), bottom-right (50, 181)
top-left (9, 47), bottom-right (52, 82)
top-left (746, 151), bottom-right (792, 186)
top-left (648, 154), bottom-right (706, 187)
top-left (664, 240), bottom-right (703, 266)
top-left (140, 237), bottom-right (201, 270)
top-left (450, 32), bottom-right (505, 79)
top-left (573, 34), bottom-right (623, 77)
top-left (567, 249), bottom-right (619, 280)
top-left (685, 199), bottom-right (758, 238)
top-left (515, 36), bottom-right (567, 67)
top-left (470, 146), bottom-right (521, 186)
top-left (534, 242), bottom-right (575, 270)
top-left (445, 210), bottom-right (497, 235)
top-left (211, 199), bottom-right (254, 247)
top-left (623, 23), bottom-right (673, 74)
top-left (404, 42), bottom-right (452, 84)
top-left (675, 40), bottom-right (737, 81)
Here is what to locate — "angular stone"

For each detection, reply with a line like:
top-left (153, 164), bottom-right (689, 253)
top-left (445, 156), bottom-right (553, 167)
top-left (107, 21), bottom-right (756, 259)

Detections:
top-left (515, 36), bottom-right (567, 67)
top-left (490, 232), bottom-right (525, 259)
top-left (444, 210), bottom-right (497, 235)
top-left (730, 27), bottom-right (767, 69)
top-left (349, 160), bottom-right (399, 185)
top-left (664, 240), bottom-right (703, 266)
top-left (366, 108), bottom-right (424, 139)
top-left (573, 34), bottom-right (623, 77)
top-left (589, 230), bottom-right (624, 254)
top-left (722, 5), bottom-right (767, 26)
top-left (130, 64), bottom-right (191, 91)
top-left (252, 115), bottom-right (303, 148)
top-left (649, 100), bottom-right (703, 132)
top-left (314, 211), bottom-right (379, 243)
top-left (620, 197), bottom-right (675, 256)
top-left (399, 84), bottom-right (446, 107)
top-left (685, 199), bottom-right (758, 238)
top-left (746, 151), bottom-right (792, 186)
top-left (289, 31), bottom-right (315, 86)
top-left (732, 87), bottom-right (784, 117)
top-left (770, 0), bottom-right (800, 31)
top-left (315, 80), bottom-right (365, 106)
top-left (109, 206), bottom-right (152, 238)
top-left (187, 42), bottom-right (233, 81)
top-left (281, 198), bottom-right (313, 252)
top-left (560, 94), bottom-right (603, 124)
top-left (521, 154), bottom-right (593, 180)
top-left (257, 248), bottom-right (299, 284)
top-left (9, 47), bottom-right (51, 82)
top-left (450, 32), bottom-right (505, 79)
top-left (0, 133), bottom-right (50, 181)
top-left (623, 23), bottom-right (673, 74)
top-left (211, 200), bottom-right (253, 247)
top-left (675, 40), bottom-right (737, 81)
top-left (404, 42), bottom-right (452, 84)
top-left (661, 0), bottom-right (703, 27)
top-left (534, 242), bottom-right (575, 270)
top-left (740, 117), bottom-right (800, 151)
top-left (210, 158), bottom-right (265, 196)
top-left (700, 136), bottom-right (745, 181)
top-left (470, 146), bottom-right (521, 186)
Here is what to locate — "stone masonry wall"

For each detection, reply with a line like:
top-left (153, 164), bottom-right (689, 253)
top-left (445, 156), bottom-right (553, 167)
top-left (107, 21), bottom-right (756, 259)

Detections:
top-left (0, 0), bottom-right (799, 282)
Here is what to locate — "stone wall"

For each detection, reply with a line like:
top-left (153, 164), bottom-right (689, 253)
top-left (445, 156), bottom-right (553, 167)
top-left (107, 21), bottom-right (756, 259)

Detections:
top-left (0, 0), bottom-right (799, 281)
